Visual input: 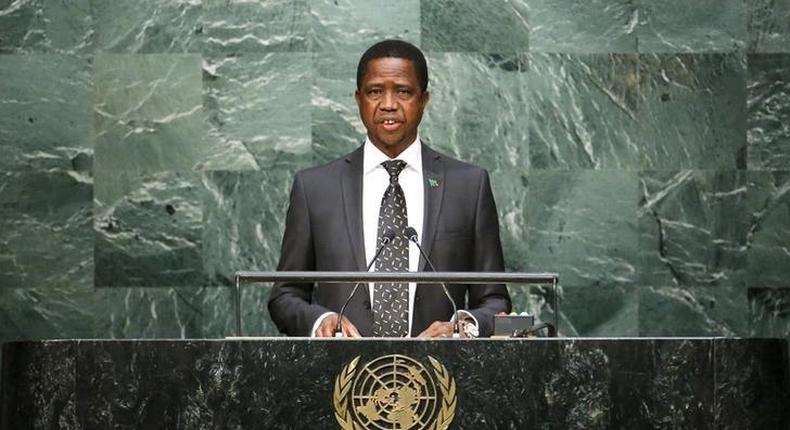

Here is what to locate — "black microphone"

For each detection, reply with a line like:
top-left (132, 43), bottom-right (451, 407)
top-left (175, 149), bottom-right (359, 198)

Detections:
top-left (335, 229), bottom-right (397, 337)
top-left (403, 227), bottom-right (461, 338)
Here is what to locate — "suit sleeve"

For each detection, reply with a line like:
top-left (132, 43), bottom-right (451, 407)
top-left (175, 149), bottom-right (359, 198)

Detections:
top-left (267, 173), bottom-right (332, 336)
top-left (465, 169), bottom-right (512, 336)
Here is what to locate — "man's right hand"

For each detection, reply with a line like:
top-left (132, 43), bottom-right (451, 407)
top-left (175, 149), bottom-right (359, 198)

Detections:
top-left (314, 313), bottom-right (362, 338)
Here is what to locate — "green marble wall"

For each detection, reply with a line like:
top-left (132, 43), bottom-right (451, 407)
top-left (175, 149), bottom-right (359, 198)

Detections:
top-left (1, 1), bottom-right (789, 347)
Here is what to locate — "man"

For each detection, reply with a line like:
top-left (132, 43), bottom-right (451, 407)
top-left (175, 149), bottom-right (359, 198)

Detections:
top-left (268, 40), bottom-right (510, 338)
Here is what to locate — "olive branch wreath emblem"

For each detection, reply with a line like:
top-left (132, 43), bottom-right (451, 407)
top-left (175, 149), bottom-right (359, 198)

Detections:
top-left (333, 355), bottom-right (457, 430)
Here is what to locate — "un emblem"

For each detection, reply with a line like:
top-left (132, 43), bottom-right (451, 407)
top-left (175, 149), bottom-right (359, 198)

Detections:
top-left (333, 354), bottom-right (457, 430)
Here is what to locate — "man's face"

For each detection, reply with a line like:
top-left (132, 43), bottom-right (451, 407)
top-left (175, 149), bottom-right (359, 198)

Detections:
top-left (355, 57), bottom-right (430, 158)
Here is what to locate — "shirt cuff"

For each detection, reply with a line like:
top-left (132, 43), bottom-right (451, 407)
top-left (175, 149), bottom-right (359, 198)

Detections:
top-left (451, 311), bottom-right (478, 337)
top-left (310, 312), bottom-right (337, 337)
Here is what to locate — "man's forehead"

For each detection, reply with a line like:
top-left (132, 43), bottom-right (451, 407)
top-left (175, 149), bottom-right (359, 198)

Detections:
top-left (361, 58), bottom-right (419, 82)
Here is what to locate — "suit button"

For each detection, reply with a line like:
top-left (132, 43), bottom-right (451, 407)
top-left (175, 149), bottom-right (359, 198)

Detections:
top-left (363, 301), bottom-right (371, 310)
top-left (415, 296), bottom-right (421, 303)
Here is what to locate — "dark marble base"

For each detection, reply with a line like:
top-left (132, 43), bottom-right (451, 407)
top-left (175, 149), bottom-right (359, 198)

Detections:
top-left (2, 338), bottom-right (788, 429)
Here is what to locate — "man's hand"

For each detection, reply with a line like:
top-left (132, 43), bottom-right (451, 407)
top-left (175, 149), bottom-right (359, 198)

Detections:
top-left (314, 314), bottom-right (362, 338)
top-left (417, 321), bottom-right (472, 338)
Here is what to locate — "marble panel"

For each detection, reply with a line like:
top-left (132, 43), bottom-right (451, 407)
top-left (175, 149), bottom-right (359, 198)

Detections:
top-left (585, 340), bottom-right (654, 427)
top-left (94, 54), bottom-right (202, 129)
top-left (94, 54), bottom-right (211, 175)
top-left (0, 342), bottom-right (77, 429)
top-left (420, 53), bottom-right (529, 173)
top-left (0, 55), bottom-right (93, 173)
top-left (638, 170), bottom-right (751, 288)
top-left (745, 171), bottom-right (790, 287)
top-left (649, 339), bottom-right (714, 427)
top-left (551, 339), bottom-right (715, 427)
top-left (311, 51), bottom-right (367, 164)
top-left (201, 0), bottom-right (311, 55)
top-left (527, 0), bottom-right (638, 53)
top-left (748, 0), bottom-right (790, 53)
top-left (201, 170), bottom-right (296, 287)
top-left (94, 171), bottom-right (205, 287)
top-left (102, 286), bottom-right (237, 339)
top-left (560, 285), bottom-right (639, 337)
top-left (527, 53), bottom-right (641, 169)
top-left (0, 286), bottom-right (107, 341)
top-left (748, 287), bottom-right (790, 337)
top-left (92, 0), bottom-right (202, 53)
top-left (747, 54), bottom-right (790, 170)
top-left (637, 53), bottom-right (747, 169)
top-left (311, 0), bottom-right (420, 53)
top-left (0, 0), bottom-right (92, 54)
top-left (522, 170), bottom-right (639, 288)
top-left (238, 285), bottom-right (280, 336)
top-left (203, 53), bottom-right (311, 170)
top-left (688, 285), bottom-right (751, 336)
top-left (637, 0), bottom-right (747, 53)
top-left (420, 0), bottom-right (529, 52)
top-left (714, 338), bottom-right (790, 429)
top-left (0, 170), bottom-right (93, 289)
top-left (543, 341), bottom-right (615, 427)
top-left (74, 341), bottom-right (229, 428)
top-left (638, 286), bottom-right (749, 336)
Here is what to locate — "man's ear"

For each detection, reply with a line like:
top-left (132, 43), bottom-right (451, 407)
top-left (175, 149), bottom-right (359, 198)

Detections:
top-left (421, 90), bottom-right (431, 108)
top-left (354, 89), bottom-right (360, 105)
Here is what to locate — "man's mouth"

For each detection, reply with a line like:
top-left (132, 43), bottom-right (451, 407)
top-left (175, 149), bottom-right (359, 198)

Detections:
top-left (380, 119), bottom-right (401, 131)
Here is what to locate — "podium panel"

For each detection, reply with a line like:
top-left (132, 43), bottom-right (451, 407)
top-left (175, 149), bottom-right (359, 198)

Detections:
top-left (2, 338), bottom-right (788, 429)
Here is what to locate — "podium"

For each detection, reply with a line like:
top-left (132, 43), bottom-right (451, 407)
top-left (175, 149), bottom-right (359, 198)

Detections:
top-left (2, 338), bottom-right (788, 429)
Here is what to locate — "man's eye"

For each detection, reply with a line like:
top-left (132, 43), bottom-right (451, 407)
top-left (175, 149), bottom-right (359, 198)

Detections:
top-left (368, 89), bottom-right (382, 95)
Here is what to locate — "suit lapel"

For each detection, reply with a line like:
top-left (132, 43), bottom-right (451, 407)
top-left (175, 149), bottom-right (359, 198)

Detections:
top-left (341, 146), bottom-right (366, 271)
top-left (420, 144), bottom-right (445, 271)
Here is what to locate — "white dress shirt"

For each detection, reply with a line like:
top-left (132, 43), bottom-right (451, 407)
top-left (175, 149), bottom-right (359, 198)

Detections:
top-left (362, 136), bottom-right (424, 336)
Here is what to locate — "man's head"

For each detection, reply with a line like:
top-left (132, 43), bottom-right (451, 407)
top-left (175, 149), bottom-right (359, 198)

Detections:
top-left (355, 40), bottom-right (430, 158)
top-left (356, 40), bottom-right (428, 92)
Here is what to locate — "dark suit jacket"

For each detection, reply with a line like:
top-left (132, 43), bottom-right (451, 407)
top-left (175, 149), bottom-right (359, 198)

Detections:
top-left (267, 143), bottom-right (511, 337)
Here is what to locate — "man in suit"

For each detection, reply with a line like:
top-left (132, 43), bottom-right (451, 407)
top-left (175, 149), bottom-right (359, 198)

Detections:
top-left (268, 40), bottom-right (511, 338)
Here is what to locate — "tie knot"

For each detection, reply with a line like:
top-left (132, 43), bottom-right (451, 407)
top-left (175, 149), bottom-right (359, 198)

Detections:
top-left (381, 160), bottom-right (407, 184)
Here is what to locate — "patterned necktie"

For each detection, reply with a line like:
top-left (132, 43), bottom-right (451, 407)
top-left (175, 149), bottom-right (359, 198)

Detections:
top-left (371, 159), bottom-right (409, 337)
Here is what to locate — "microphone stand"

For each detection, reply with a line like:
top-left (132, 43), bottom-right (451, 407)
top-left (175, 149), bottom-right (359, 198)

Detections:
top-left (404, 228), bottom-right (461, 338)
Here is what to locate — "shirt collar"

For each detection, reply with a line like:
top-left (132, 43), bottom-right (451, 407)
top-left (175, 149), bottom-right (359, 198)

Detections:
top-left (363, 135), bottom-right (422, 175)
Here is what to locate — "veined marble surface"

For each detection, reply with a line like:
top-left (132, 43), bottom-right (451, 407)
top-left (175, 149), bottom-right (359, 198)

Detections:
top-left (0, 1), bottom-right (788, 355)
top-left (2, 339), bottom-right (787, 429)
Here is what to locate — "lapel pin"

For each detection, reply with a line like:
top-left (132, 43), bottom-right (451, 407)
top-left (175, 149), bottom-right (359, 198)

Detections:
top-left (428, 178), bottom-right (439, 188)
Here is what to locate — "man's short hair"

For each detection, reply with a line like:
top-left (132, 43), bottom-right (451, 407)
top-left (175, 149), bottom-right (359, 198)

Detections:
top-left (356, 39), bottom-right (429, 92)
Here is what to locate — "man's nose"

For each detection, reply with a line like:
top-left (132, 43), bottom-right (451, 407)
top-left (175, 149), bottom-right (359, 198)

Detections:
top-left (379, 91), bottom-right (397, 110)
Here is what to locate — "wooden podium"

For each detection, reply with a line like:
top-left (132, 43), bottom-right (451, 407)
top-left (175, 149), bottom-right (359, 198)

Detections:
top-left (2, 337), bottom-right (788, 429)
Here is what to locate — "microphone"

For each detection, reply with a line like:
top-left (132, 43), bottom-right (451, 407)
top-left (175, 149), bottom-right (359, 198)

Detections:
top-left (335, 229), bottom-right (397, 337)
top-left (403, 227), bottom-right (461, 338)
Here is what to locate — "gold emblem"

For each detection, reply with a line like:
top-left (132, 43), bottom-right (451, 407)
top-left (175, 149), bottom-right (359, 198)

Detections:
top-left (333, 354), bottom-right (457, 430)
